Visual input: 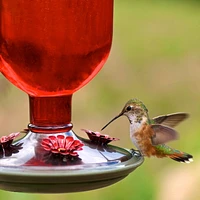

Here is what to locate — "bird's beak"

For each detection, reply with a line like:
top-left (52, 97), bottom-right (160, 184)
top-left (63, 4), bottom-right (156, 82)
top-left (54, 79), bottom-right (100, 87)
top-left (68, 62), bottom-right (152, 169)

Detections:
top-left (101, 112), bottom-right (123, 131)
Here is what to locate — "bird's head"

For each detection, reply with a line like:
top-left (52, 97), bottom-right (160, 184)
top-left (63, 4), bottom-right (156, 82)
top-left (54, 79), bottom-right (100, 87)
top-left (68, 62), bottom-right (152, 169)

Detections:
top-left (101, 98), bottom-right (149, 130)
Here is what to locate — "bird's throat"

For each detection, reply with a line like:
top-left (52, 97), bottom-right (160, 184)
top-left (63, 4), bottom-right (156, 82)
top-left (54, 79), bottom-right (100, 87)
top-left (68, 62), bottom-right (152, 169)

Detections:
top-left (128, 115), bottom-right (147, 133)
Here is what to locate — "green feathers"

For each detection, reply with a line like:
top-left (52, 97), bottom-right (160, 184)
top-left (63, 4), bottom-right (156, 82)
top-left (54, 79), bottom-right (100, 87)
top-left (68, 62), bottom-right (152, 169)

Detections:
top-left (125, 98), bottom-right (148, 113)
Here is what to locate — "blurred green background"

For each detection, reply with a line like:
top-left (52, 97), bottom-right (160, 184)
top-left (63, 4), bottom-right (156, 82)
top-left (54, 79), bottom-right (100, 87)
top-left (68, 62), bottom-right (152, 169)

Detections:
top-left (1, 0), bottom-right (200, 199)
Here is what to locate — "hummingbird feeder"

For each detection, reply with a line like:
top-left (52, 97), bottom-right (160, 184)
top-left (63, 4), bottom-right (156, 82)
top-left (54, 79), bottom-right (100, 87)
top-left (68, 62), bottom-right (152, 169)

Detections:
top-left (0, 0), bottom-right (144, 193)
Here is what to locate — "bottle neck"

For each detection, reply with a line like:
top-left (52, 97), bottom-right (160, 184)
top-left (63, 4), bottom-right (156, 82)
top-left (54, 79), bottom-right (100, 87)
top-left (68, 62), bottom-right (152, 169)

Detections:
top-left (28, 95), bottom-right (73, 133)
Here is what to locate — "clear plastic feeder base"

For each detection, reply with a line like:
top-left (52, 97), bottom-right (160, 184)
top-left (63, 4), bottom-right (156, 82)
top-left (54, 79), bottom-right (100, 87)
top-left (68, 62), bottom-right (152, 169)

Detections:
top-left (0, 130), bottom-right (144, 193)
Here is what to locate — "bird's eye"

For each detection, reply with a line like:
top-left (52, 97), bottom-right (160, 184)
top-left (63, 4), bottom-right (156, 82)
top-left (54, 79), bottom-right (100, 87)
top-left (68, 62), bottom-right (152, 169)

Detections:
top-left (126, 106), bottom-right (132, 111)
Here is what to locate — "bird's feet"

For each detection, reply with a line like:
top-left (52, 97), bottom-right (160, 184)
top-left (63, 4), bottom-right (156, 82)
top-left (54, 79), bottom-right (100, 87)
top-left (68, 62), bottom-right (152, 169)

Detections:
top-left (129, 148), bottom-right (142, 157)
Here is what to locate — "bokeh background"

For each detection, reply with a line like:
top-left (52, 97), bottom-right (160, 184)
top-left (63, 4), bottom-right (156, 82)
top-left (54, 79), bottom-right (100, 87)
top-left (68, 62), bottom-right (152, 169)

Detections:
top-left (1, 0), bottom-right (200, 199)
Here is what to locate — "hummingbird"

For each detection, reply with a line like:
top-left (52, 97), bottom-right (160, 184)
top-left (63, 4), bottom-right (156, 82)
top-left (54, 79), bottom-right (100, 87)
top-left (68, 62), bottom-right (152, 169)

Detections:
top-left (101, 98), bottom-right (193, 163)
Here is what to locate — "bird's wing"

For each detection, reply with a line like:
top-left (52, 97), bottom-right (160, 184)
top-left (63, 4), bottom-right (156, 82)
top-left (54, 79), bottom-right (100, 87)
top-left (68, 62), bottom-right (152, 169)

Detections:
top-left (152, 113), bottom-right (189, 128)
top-left (151, 124), bottom-right (179, 145)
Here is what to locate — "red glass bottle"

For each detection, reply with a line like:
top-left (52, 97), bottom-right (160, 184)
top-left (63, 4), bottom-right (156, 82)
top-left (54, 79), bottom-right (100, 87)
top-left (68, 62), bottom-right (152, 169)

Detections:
top-left (0, 0), bottom-right (113, 132)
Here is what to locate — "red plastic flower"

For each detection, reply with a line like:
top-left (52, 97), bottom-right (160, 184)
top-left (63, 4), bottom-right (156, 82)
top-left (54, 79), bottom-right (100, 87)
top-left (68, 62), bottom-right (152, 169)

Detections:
top-left (0, 132), bottom-right (22, 158)
top-left (0, 132), bottom-right (20, 144)
top-left (41, 135), bottom-right (84, 157)
top-left (82, 129), bottom-right (119, 145)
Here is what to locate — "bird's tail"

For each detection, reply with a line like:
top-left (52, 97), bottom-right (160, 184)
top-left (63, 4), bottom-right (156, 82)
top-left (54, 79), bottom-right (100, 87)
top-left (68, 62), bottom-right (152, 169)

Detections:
top-left (155, 144), bottom-right (193, 163)
top-left (168, 150), bottom-right (193, 163)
